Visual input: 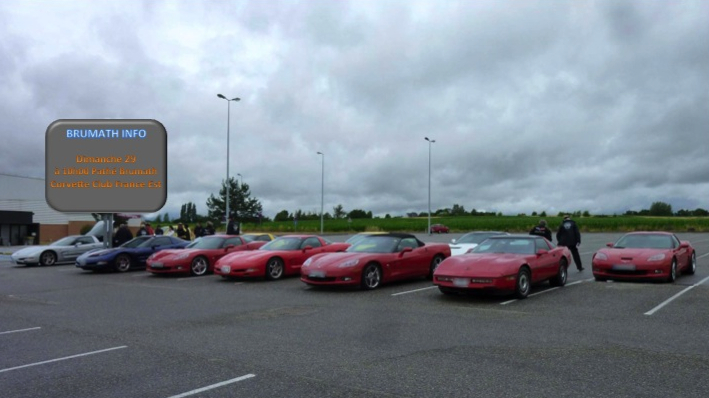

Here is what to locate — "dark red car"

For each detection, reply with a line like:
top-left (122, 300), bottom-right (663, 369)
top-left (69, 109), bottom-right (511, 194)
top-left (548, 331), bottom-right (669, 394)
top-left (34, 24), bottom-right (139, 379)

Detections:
top-left (430, 224), bottom-right (450, 233)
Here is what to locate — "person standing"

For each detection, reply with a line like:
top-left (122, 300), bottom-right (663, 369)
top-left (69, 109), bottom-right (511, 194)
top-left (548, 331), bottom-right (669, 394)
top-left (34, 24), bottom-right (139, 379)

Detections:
top-left (145, 222), bottom-right (155, 236)
top-left (136, 222), bottom-right (149, 237)
top-left (557, 215), bottom-right (583, 271)
top-left (113, 223), bottom-right (133, 247)
top-left (176, 223), bottom-right (188, 240)
top-left (529, 219), bottom-right (552, 241)
top-left (194, 222), bottom-right (205, 239)
top-left (204, 221), bottom-right (215, 236)
top-left (154, 225), bottom-right (164, 235)
top-left (165, 226), bottom-right (175, 237)
top-left (226, 215), bottom-right (237, 235)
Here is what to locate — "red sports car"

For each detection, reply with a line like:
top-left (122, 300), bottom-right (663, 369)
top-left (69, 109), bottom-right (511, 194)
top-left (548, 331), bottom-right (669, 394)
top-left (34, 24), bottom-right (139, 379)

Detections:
top-left (430, 224), bottom-right (450, 233)
top-left (214, 235), bottom-right (350, 280)
top-left (301, 233), bottom-right (452, 290)
top-left (146, 235), bottom-right (265, 276)
top-left (591, 232), bottom-right (696, 282)
top-left (433, 235), bottom-right (571, 298)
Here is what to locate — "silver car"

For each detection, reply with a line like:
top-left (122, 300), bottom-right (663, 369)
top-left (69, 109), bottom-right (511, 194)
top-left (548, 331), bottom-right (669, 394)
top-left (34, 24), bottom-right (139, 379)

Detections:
top-left (11, 235), bottom-right (104, 266)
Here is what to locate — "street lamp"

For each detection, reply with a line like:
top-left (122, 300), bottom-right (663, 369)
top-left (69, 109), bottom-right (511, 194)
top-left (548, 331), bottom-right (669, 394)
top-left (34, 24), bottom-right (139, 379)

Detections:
top-left (237, 173), bottom-right (243, 187)
top-left (317, 151), bottom-right (324, 234)
top-left (425, 137), bottom-right (436, 235)
top-left (217, 94), bottom-right (240, 222)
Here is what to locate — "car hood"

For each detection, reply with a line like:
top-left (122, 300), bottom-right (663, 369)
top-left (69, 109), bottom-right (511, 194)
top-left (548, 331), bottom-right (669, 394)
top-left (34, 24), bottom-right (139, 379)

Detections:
top-left (216, 249), bottom-right (275, 264)
top-left (150, 248), bottom-right (191, 260)
top-left (12, 246), bottom-right (49, 256)
top-left (304, 252), bottom-right (368, 269)
top-left (597, 248), bottom-right (670, 261)
top-left (436, 253), bottom-right (526, 277)
top-left (80, 248), bottom-right (123, 258)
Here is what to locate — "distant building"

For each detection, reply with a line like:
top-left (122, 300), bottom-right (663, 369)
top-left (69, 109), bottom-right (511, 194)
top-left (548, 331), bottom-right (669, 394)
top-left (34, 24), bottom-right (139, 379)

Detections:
top-left (0, 174), bottom-right (96, 244)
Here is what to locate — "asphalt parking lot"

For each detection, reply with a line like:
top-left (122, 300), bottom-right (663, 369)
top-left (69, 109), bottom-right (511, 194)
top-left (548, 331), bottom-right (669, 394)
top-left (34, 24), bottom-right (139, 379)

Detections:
top-left (2, 233), bottom-right (709, 398)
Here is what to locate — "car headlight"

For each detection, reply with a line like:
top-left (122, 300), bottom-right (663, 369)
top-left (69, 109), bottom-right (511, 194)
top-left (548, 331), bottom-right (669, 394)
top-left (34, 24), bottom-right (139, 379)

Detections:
top-left (647, 253), bottom-right (666, 262)
top-left (303, 258), bottom-right (313, 267)
top-left (175, 253), bottom-right (189, 260)
top-left (594, 252), bottom-right (608, 261)
top-left (337, 259), bottom-right (359, 268)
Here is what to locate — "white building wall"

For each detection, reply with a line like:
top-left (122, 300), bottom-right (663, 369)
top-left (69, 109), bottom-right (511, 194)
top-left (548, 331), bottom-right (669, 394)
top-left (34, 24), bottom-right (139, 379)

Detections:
top-left (0, 174), bottom-right (93, 223)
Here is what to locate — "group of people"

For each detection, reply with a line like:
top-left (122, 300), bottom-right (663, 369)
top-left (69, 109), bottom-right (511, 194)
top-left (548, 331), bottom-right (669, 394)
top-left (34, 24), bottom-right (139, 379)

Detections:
top-left (112, 218), bottom-right (236, 248)
top-left (529, 215), bottom-right (583, 272)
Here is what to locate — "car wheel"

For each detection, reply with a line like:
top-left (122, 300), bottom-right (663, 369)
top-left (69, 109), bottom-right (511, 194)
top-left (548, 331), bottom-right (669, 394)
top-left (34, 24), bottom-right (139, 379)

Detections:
top-left (265, 257), bottom-right (284, 280)
top-left (428, 255), bottom-right (445, 279)
top-left (685, 252), bottom-right (696, 275)
top-left (115, 254), bottom-right (132, 272)
top-left (361, 263), bottom-right (381, 290)
top-left (514, 268), bottom-right (531, 299)
top-left (40, 251), bottom-right (57, 266)
top-left (550, 258), bottom-right (568, 287)
top-left (190, 256), bottom-right (209, 276)
top-left (667, 258), bottom-right (677, 283)
top-left (438, 286), bottom-right (456, 295)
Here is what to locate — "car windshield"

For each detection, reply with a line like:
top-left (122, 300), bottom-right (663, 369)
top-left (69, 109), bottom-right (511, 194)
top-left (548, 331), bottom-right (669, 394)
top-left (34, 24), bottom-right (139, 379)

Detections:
top-left (472, 238), bottom-right (535, 255)
top-left (457, 233), bottom-right (502, 245)
top-left (614, 234), bottom-right (673, 249)
top-left (241, 234), bottom-right (257, 242)
top-left (186, 237), bottom-right (225, 249)
top-left (260, 237), bottom-right (303, 251)
top-left (120, 236), bottom-right (153, 248)
top-left (51, 236), bottom-right (79, 246)
top-left (347, 236), bottom-right (399, 253)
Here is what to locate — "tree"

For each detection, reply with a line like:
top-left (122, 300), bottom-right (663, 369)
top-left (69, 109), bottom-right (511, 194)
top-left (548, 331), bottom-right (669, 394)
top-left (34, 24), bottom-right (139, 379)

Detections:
top-left (180, 202), bottom-right (198, 222)
top-left (450, 204), bottom-right (466, 216)
top-left (649, 201), bottom-right (673, 216)
top-left (206, 177), bottom-right (264, 223)
top-left (274, 210), bottom-right (290, 222)
top-left (333, 204), bottom-right (346, 219)
top-left (348, 209), bottom-right (372, 219)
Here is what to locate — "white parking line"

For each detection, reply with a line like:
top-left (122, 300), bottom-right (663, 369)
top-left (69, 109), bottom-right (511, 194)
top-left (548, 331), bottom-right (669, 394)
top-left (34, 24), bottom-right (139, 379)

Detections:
top-left (698, 253), bottom-right (709, 259)
top-left (166, 374), bottom-right (256, 398)
top-left (0, 346), bottom-right (127, 373)
top-left (644, 275), bottom-right (709, 316)
top-left (176, 277), bottom-right (203, 282)
top-left (391, 285), bottom-right (437, 296)
top-left (0, 327), bottom-right (41, 335)
top-left (500, 278), bottom-right (594, 305)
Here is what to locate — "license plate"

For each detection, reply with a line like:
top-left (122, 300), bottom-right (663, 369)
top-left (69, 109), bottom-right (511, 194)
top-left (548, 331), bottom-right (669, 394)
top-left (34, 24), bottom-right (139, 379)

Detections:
top-left (453, 278), bottom-right (469, 287)
top-left (612, 264), bottom-right (636, 271)
top-left (309, 271), bottom-right (325, 278)
top-left (151, 263), bottom-right (164, 268)
top-left (221, 265), bottom-right (231, 273)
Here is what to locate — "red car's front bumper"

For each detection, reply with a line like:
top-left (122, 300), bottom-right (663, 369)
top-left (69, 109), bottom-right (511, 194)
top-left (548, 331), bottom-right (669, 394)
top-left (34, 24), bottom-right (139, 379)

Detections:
top-left (434, 274), bottom-right (516, 293)
top-left (214, 264), bottom-right (264, 278)
top-left (592, 261), bottom-right (670, 280)
top-left (146, 260), bottom-right (190, 274)
top-left (300, 267), bottom-right (361, 286)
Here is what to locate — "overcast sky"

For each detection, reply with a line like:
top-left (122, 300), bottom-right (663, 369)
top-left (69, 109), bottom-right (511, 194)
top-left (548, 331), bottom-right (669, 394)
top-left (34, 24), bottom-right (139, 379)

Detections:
top-left (1, 0), bottom-right (707, 219)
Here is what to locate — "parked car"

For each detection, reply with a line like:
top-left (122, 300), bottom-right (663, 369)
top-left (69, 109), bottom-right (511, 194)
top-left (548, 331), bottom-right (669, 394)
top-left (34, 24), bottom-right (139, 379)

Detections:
top-left (11, 235), bottom-right (104, 266)
top-left (434, 235), bottom-right (571, 298)
top-left (214, 235), bottom-right (350, 280)
top-left (146, 235), bottom-right (266, 276)
top-left (430, 224), bottom-right (450, 233)
top-left (75, 236), bottom-right (189, 272)
top-left (301, 233), bottom-right (452, 290)
top-left (241, 233), bottom-right (277, 243)
top-left (449, 231), bottom-right (509, 256)
top-left (591, 232), bottom-right (696, 282)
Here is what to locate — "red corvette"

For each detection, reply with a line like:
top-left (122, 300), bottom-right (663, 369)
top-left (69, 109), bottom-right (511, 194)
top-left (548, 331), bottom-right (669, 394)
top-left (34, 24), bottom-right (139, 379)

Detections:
top-left (301, 233), bottom-right (452, 290)
top-left (591, 232), bottom-right (696, 282)
top-left (214, 235), bottom-right (350, 280)
top-left (433, 235), bottom-right (571, 298)
top-left (146, 235), bottom-right (265, 276)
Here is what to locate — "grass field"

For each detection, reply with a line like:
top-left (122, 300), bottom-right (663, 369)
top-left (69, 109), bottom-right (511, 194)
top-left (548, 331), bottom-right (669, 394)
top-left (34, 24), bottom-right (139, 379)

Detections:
top-left (241, 215), bottom-right (709, 234)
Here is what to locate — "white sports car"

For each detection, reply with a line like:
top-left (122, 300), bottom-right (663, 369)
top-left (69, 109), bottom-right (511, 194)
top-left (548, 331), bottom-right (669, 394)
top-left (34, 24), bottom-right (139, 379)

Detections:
top-left (11, 235), bottom-right (104, 266)
top-left (449, 231), bottom-right (509, 256)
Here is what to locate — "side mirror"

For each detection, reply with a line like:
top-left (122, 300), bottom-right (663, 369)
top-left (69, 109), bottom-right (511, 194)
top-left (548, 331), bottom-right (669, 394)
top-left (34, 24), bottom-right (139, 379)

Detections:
top-left (606, 242), bottom-right (614, 247)
top-left (679, 242), bottom-right (689, 249)
top-left (536, 249), bottom-right (548, 256)
top-left (302, 245), bottom-right (313, 252)
top-left (450, 239), bottom-right (457, 244)
top-left (224, 245), bottom-right (235, 252)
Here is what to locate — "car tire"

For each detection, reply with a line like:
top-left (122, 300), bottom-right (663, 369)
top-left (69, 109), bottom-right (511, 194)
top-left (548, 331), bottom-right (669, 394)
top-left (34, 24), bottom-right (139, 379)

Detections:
top-left (40, 251), bottom-right (57, 266)
top-left (549, 258), bottom-right (568, 287)
top-left (115, 254), bottom-right (132, 272)
top-left (361, 263), bottom-right (381, 290)
top-left (685, 252), bottom-right (696, 275)
top-left (428, 255), bottom-right (445, 279)
top-left (265, 257), bottom-right (284, 280)
top-left (190, 256), bottom-right (209, 276)
top-left (438, 286), bottom-right (456, 295)
top-left (667, 258), bottom-right (677, 283)
top-left (514, 268), bottom-right (531, 299)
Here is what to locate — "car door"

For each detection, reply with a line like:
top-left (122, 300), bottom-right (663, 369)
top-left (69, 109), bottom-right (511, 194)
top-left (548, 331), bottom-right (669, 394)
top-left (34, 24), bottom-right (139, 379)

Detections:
top-left (289, 237), bottom-right (322, 272)
top-left (387, 238), bottom-right (425, 280)
top-left (671, 234), bottom-right (689, 268)
top-left (531, 238), bottom-right (558, 281)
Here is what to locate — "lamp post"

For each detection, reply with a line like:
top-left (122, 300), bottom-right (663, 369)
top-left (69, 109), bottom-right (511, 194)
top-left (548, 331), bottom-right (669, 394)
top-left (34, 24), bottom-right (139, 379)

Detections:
top-left (425, 137), bottom-right (435, 235)
top-left (237, 173), bottom-right (243, 187)
top-left (217, 94), bottom-right (240, 222)
top-left (317, 151), bottom-right (324, 234)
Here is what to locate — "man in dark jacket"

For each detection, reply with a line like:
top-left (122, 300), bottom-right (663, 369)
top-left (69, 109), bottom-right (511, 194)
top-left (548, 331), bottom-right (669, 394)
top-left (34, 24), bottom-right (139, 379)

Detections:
top-left (529, 219), bottom-right (552, 241)
top-left (194, 222), bottom-right (205, 238)
top-left (113, 224), bottom-right (133, 247)
top-left (226, 215), bottom-right (238, 235)
top-left (556, 215), bottom-right (583, 271)
top-left (204, 221), bottom-right (215, 236)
